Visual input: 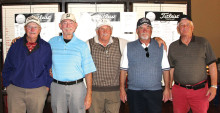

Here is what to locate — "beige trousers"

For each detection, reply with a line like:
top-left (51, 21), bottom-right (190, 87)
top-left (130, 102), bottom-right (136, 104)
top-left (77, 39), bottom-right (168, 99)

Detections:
top-left (89, 91), bottom-right (121, 113)
top-left (6, 84), bottom-right (48, 113)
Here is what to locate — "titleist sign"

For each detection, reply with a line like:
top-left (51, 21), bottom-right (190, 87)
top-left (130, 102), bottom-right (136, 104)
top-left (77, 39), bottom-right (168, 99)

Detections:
top-left (160, 13), bottom-right (180, 19)
top-left (101, 14), bottom-right (116, 20)
top-left (15, 13), bottom-right (55, 23)
top-left (89, 12), bottom-right (120, 21)
top-left (37, 15), bottom-right (52, 20)
top-left (145, 12), bottom-right (183, 21)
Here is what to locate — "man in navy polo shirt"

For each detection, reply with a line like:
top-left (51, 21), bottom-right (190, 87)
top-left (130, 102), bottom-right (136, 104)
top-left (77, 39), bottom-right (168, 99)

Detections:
top-left (2, 15), bottom-right (52, 113)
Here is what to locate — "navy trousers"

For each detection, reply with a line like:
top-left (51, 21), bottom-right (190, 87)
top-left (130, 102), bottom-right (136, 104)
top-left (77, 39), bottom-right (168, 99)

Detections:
top-left (127, 89), bottom-right (162, 113)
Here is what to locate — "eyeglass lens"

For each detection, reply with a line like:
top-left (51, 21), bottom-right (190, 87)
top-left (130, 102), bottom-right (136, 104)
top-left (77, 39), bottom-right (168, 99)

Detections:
top-left (145, 47), bottom-right (149, 58)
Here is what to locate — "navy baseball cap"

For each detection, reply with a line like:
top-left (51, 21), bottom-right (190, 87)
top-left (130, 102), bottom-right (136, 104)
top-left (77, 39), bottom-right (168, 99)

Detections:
top-left (178, 15), bottom-right (192, 23)
top-left (137, 17), bottom-right (151, 28)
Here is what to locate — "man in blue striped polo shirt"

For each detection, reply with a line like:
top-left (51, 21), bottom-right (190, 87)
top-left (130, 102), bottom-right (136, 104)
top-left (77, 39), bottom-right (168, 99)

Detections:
top-left (49, 13), bottom-right (96, 113)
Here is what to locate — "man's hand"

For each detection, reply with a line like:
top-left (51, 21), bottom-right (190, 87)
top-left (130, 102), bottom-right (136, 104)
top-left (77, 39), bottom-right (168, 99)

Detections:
top-left (207, 62), bottom-right (217, 101)
top-left (49, 68), bottom-right (53, 77)
top-left (206, 87), bottom-right (217, 101)
top-left (162, 88), bottom-right (170, 103)
top-left (84, 73), bottom-right (92, 110)
top-left (84, 94), bottom-right (92, 110)
top-left (46, 87), bottom-right (49, 91)
top-left (120, 88), bottom-right (127, 103)
top-left (154, 37), bottom-right (167, 51)
top-left (169, 88), bottom-right (173, 101)
top-left (11, 37), bottom-right (21, 45)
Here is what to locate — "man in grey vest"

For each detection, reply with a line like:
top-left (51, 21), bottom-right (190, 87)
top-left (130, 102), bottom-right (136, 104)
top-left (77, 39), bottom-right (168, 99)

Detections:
top-left (87, 19), bottom-right (167, 113)
top-left (120, 17), bottom-right (170, 113)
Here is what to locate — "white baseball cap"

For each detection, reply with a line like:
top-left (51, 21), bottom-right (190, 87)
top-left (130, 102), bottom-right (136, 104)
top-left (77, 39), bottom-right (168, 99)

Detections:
top-left (96, 19), bottom-right (113, 30)
top-left (25, 15), bottom-right (41, 26)
top-left (60, 13), bottom-right (76, 22)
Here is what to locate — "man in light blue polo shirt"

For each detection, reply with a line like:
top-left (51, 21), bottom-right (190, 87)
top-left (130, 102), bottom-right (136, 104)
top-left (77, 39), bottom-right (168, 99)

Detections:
top-left (49, 13), bottom-right (96, 113)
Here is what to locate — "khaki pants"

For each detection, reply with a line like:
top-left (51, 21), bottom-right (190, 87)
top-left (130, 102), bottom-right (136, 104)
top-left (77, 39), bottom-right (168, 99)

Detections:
top-left (89, 91), bottom-right (121, 113)
top-left (7, 84), bottom-right (48, 113)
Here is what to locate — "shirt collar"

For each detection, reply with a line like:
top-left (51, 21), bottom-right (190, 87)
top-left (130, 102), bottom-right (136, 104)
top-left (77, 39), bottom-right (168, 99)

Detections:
top-left (138, 39), bottom-right (151, 48)
top-left (23, 33), bottom-right (40, 45)
top-left (179, 35), bottom-right (196, 45)
top-left (94, 35), bottom-right (113, 46)
top-left (62, 33), bottom-right (77, 43)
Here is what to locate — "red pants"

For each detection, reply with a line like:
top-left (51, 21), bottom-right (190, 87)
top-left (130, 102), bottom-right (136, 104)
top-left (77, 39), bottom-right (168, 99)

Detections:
top-left (172, 83), bottom-right (209, 113)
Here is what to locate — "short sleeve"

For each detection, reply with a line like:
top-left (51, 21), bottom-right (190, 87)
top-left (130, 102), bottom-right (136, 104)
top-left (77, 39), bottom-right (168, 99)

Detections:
top-left (205, 40), bottom-right (217, 65)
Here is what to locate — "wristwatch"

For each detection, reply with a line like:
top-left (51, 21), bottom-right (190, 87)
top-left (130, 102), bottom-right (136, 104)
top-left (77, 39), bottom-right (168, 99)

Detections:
top-left (211, 85), bottom-right (218, 89)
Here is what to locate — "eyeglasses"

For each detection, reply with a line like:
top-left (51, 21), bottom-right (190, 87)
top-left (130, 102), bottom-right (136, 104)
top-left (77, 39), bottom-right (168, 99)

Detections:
top-left (26, 26), bottom-right (39, 30)
top-left (144, 47), bottom-right (149, 58)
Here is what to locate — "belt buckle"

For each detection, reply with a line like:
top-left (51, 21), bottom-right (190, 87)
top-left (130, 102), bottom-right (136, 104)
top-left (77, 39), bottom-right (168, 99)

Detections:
top-left (185, 85), bottom-right (192, 89)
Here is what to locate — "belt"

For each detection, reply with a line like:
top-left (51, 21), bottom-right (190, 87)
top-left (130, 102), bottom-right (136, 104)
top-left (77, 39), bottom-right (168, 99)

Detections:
top-left (53, 78), bottom-right (83, 85)
top-left (175, 80), bottom-right (207, 90)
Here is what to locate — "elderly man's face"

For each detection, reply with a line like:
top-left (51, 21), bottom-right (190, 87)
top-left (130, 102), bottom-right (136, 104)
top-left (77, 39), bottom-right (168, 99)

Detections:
top-left (177, 19), bottom-right (194, 37)
top-left (96, 25), bottom-right (112, 42)
top-left (136, 24), bottom-right (152, 40)
top-left (59, 19), bottom-right (77, 35)
top-left (25, 22), bottom-right (41, 39)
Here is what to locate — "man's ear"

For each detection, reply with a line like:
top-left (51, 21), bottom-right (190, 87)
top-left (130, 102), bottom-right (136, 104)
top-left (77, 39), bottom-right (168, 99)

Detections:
top-left (96, 28), bottom-right (99, 35)
top-left (59, 23), bottom-right (62, 29)
top-left (177, 26), bottom-right (180, 34)
top-left (191, 25), bottom-right (194, 32)
top-left (75, 22), bottom-right (78, 27)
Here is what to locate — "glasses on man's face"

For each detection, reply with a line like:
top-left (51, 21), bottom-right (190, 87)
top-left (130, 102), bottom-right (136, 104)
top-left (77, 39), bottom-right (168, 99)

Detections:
top-left (144, 47), bottom-right (149, 58)
top-left (26, 26), bottom-right (39, 30)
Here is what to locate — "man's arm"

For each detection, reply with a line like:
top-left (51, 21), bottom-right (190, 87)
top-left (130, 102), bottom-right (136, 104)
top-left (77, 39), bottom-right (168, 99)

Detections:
top-left (154, 37), bottom-right (167, 51)
top-left (46, 46), bottom-right (53, 91)
top-left (170, 68), bottom-right (174, 89)
top-left (169, 68), bottom-right (174, 101)
top-left (11, 37), bottom-right (21, 45)
top-left (2, 43), bottom-right (16, 88)
top-left (162, 70), bottom-right (170, 103)
top-left (206, 62), bottom-right (217, 101)
top-left (120, 70), bottom-right (127, 103)
top-left (84, 73), bottom-right (92, 110)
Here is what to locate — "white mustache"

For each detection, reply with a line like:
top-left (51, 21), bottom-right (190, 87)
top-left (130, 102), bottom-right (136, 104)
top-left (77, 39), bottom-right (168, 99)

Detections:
top-left (102, 34), bottom-right (109, 37)
top-left (64, 28), bottom-right (72, 30)
top-left (140, 33), bottom-right (149, 40)
top-left (141, 33), bottom-right (147, 36)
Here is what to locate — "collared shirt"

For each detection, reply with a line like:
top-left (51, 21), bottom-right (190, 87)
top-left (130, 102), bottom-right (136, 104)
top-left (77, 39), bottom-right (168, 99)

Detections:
top-left (2, 35), bottom-right (52, 88)
top-left (86, 36), bottom-right (128, 55)
top-left (120, 39), bottom-right (170, 70)
top-left (49, 33), bottom-right (96, 81)
top-left (94, 35), bottom-right (113, 46)
top-left (88, 37), bottom-right (121, 91)
top-left (23, 34), bottom-right (40, 55)
top-left (168, 36), bottom-right (216, 85)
